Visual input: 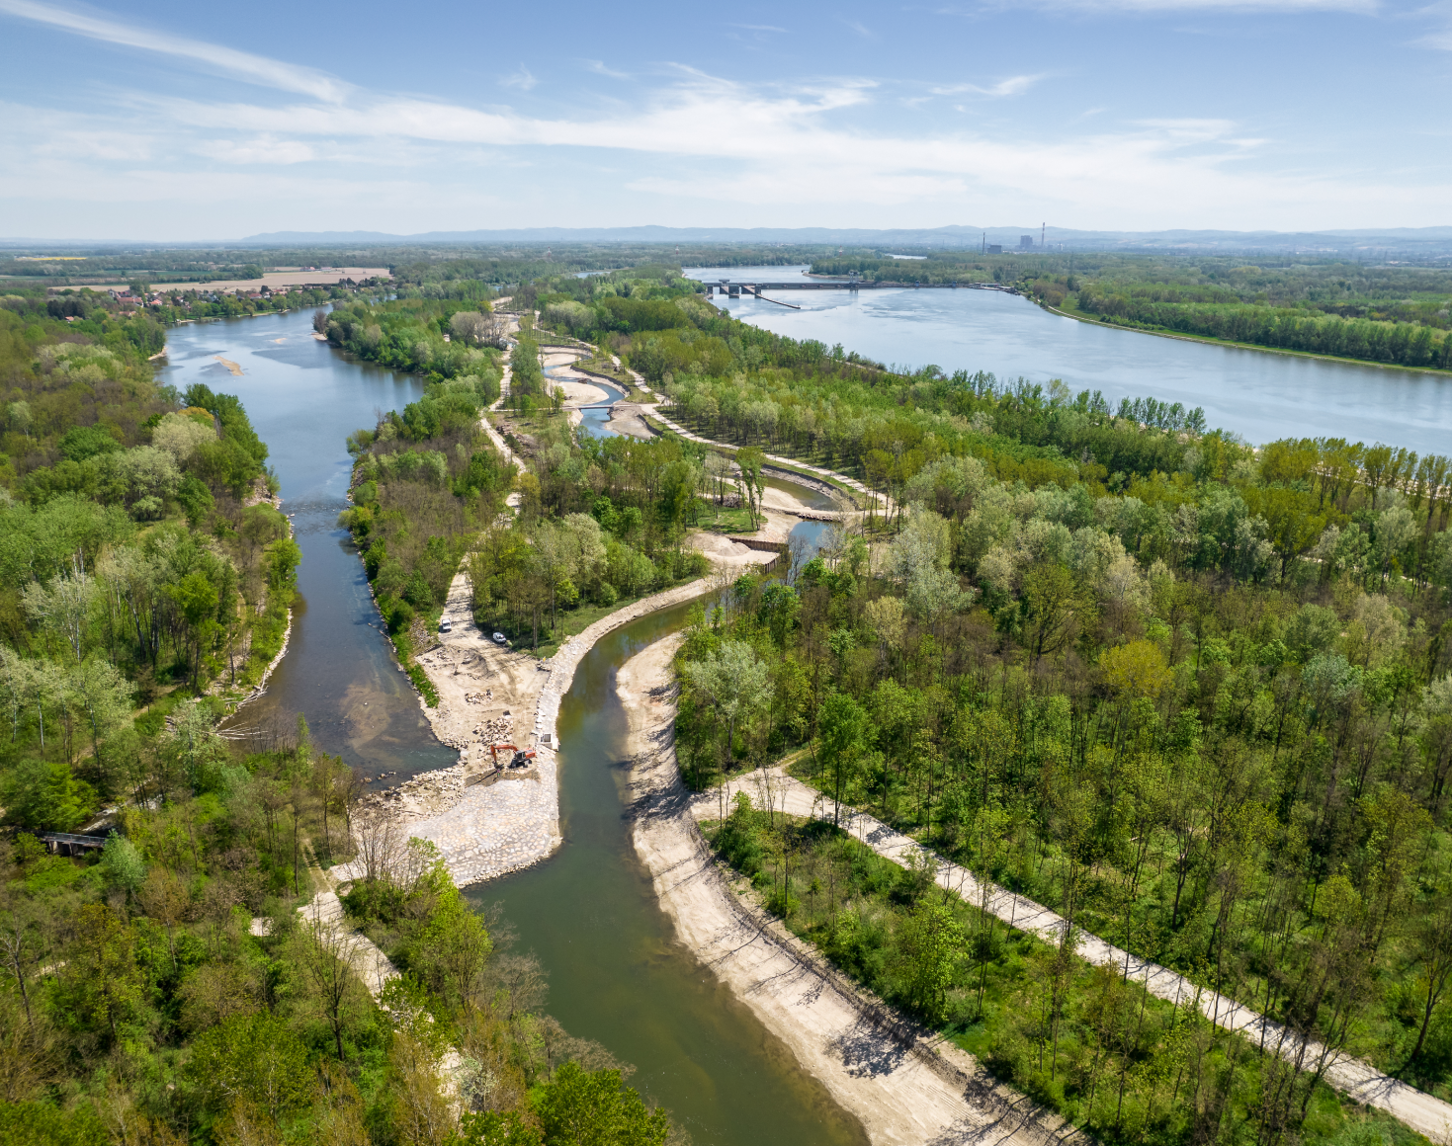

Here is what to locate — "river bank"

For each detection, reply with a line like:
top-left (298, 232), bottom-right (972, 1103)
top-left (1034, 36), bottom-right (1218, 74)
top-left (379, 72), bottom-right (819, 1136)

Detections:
top-left (619, 636), bottom-right (1082, 1146)
top-left (349, 576), bottom-right (725, 887)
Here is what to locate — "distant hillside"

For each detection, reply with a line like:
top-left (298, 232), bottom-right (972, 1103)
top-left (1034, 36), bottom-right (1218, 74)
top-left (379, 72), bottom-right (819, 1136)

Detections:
top-left (237, 224), bottom-right (1452, 255)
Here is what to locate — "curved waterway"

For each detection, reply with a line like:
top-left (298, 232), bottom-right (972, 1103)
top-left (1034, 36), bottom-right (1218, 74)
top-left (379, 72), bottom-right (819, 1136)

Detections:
top-left (687, 264), bottom-right (1452, 453)
top-left (470, 602), bottom-right (866, 1146)
top-left (161, 309), bottom-right (454, 782)
top-left (167, 308), bottom-right (864, 1145)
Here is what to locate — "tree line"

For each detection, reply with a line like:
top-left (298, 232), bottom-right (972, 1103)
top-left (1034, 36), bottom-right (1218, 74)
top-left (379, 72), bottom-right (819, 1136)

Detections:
top-left (674, 410), bottom-right (1452, 1144)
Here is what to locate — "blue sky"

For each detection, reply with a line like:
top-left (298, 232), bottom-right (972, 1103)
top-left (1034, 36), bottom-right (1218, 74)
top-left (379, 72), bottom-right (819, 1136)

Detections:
top-left (0, 0), bottom-right (1449, 239)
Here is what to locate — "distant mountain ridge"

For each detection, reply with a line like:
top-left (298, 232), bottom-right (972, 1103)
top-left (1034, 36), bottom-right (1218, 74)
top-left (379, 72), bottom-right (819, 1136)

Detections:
top-left (234, 224), bottom-right (1452, 254)
top-left (4, 224), bottom-right (1451, 254)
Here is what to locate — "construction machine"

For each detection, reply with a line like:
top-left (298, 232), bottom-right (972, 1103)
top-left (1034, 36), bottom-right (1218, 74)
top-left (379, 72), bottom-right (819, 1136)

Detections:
top-left (488, 743), bottom-right (536, 770)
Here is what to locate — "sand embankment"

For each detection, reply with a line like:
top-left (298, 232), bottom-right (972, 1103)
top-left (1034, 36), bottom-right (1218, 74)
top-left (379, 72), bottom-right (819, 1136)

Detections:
top-left (620, 638), bottom-right (1080, 1146)
top-left (357, 577), bottom-right (723, 887)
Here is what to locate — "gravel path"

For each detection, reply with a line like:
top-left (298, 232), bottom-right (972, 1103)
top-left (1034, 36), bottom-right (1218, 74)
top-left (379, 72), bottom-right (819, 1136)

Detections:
top-left (709, 770), bottom-right (1452, 1141)
top-left (621, 637), bottom-right (1083, 1146)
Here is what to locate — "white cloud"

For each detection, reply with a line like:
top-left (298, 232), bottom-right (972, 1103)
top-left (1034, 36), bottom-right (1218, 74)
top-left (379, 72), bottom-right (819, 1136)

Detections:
top-left (585, 59), bottom-right (631, 79)
top-left (934, 74), bottom-right (1046, 97)
top-left (998, 0), bottom-right (1375, 9)
top-left (0, 3), bottom-right (1448, 234)
top-left (500, 65), bottom-right (537, 91)
top-left (196, 136), bottom-right (316, 165)
top-left (1413, 0), bottom-right (1452, 47)
top-left (0, 0), bottom-right (349, 100)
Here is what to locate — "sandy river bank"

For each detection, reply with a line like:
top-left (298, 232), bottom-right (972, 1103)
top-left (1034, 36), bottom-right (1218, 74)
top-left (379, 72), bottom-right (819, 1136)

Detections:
top-left (619, 636), bottom-right (1082, 1146)
top-left (345, 577), bottom-right (727, 887)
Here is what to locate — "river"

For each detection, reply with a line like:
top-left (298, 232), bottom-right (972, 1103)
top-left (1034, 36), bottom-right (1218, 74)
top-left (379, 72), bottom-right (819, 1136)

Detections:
top-left (162, 311), bottom-right (455, 783)
top-left (163, 269), bottom-right (1450, 1145)
top-left (165, 307), bottom-right (865, 1146)
top-left (685, 265), bottom-right (1452, 455)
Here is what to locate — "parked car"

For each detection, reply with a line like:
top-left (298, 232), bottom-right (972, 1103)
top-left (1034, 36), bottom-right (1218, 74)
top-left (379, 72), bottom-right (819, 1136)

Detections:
top-left (438, 617), bottom-right (452, 633)
top-left (492, 632), bottom-right (508, 645)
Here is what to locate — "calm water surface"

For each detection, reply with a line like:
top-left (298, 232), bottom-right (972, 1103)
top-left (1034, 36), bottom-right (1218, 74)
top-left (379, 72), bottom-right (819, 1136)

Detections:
top-left (686, 265), bottom-right (1452, 453)
top-left (168, 309), bottom-right (864, 1145)
top-left (161, 309), bottom-right (454, 781)
top-left (472, 600), bottom-right (865, 1146)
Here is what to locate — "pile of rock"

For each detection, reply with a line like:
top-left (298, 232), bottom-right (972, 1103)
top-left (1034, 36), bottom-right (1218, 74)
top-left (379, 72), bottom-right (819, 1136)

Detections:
top-left (359, 762), bottom-right (471, 820)
top-left (473, 716), bottom-right (513, 741)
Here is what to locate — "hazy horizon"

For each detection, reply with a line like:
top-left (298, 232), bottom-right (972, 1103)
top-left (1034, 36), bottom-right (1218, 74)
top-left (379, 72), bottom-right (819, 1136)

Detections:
top-left (2, 0), bottom-right (1450, 239)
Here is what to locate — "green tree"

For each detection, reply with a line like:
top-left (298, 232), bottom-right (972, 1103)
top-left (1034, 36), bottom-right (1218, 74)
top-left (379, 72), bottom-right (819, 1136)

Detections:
top-left (457, 1111), bottom-right (543, 1146)
top-left (2, 759), bottom-right (96, 830)
top-left (736, 447), bottom-right (765, 527)
top-left (55, 904), bottom-right (140, 1042)
top-left (896, 899), bottom-right (964, 1023)
top-left (683, 639), bottom-right (768, 766)
top-left (99, 831), bottom-right (146, 894)
top-left (818, 692), bottom-right (871, 825)
top-left (186, 1013), bottom-right (312, 1123)
top-left (534, 1062), bottom-right (669, 1146)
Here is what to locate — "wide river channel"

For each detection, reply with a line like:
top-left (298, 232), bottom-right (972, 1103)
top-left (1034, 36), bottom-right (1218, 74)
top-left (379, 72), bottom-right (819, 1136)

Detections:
top-left (686, 264), bottom-right (1452, 455)
top-left (162, 281), bottom-right (1446, 1144)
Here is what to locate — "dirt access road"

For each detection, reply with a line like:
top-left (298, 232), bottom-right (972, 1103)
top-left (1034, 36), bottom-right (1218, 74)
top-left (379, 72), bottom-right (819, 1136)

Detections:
top-left (621, 636), bottom-right (1084, 1146)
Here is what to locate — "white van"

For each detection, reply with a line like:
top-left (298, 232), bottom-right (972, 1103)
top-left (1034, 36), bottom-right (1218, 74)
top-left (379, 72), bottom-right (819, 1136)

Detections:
top-left (438, 617), bottom-right (452, 633)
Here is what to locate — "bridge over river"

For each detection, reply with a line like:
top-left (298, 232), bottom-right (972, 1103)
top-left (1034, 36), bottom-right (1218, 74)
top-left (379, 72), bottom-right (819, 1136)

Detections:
top-left (704, 277), bottom-right (1015, 308)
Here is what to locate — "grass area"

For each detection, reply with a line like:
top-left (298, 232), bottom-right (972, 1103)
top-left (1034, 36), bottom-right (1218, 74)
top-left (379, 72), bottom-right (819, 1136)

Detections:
top-left (703, 798), bottom-right (1428, 1146)
top-left (572, 354), bottom-right (638, 390)
top-left (696, 500), bottom-right (760, 534)
top-left (505, 580), bottom-right (696, 659)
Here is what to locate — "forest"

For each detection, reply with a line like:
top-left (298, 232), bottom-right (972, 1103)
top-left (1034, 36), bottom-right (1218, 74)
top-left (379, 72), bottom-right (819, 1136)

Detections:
top-left (0, 299), bottom-right (302, 834)
top-left (12, 244), bottom-right (1452, 1146)
top-left (333, 298), bottom-right (712, 659)
top-left (664, 320), bottom-right (1452, 1145)
top-left (0, 289), bottom-right (678, 1146)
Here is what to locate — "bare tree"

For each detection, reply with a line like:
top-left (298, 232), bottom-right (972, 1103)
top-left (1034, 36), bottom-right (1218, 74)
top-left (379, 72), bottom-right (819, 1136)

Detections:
top-left (300, 909), bottom-right (362, 1061)
top-left (354, 812), bottom-right (404, 885)
top-left (0, 891), bottom-right (46, 1031)
top-left (138, 868), bottom-right (189, 972)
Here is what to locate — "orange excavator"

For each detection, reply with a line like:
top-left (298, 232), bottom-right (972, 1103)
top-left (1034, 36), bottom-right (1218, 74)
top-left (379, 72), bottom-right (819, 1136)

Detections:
top-left (488, 743), bottom-right (536, 770)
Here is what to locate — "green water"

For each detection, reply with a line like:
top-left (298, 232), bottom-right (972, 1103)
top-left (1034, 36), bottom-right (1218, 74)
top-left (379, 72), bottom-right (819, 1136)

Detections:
top-left (187, 307), bottom-right (865, 1143)
top-left (469, 599), bottom-right (867, 1146)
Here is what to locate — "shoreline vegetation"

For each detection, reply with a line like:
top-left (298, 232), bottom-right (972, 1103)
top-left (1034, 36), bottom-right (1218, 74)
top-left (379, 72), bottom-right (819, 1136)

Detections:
top-left (623, 633), bottom-right (1097, 1146)
top-left (1041, 297), bottom-right (1452, 377)
top-left (811, 251), bottom-right (1452, 374)
top-left (11, 244), bottom-right (1452, 1146)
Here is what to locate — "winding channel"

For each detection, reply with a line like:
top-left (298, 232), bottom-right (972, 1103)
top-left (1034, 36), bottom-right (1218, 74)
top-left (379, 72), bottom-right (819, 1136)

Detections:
top-left (178, 282), bottom-right (1451, 1143)
top-left (166, 308), bottom-right (866, 1145)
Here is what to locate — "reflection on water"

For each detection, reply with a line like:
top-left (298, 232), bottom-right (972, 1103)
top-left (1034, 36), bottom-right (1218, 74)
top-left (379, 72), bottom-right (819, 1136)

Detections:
top-left (162, 310), bottom-right (455, 782)
top-left (473, 599), bottom-right (867, 1146)
top-left (686, 265), bottom-right (1452, 454)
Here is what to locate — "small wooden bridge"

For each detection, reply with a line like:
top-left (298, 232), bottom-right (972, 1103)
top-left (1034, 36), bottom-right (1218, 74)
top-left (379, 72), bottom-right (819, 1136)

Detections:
top-left (39, 831), bottom-right (110, 855)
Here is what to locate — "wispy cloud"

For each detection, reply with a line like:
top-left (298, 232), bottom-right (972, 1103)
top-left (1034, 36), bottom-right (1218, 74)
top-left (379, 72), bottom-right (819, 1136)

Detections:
top-left (499, 65), bottom-right (536, 91)
top-left (934, 74), bottom-right (1046, 97)
top-left (844, 19), bottom-right (877, 37)
top-left (0, 0), bottom-right (349, 100)
top-left (585, 59), bottom-right (631, 79)
top-left (0, 1), bottom-right (1447, 234)
top-left (1413, 0), bottom-right (1452, 47)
